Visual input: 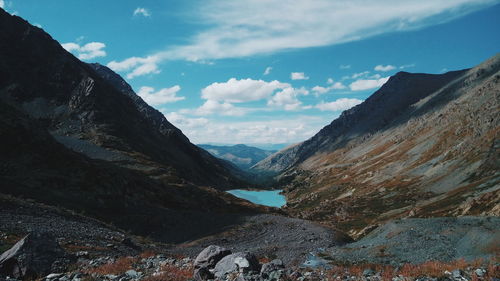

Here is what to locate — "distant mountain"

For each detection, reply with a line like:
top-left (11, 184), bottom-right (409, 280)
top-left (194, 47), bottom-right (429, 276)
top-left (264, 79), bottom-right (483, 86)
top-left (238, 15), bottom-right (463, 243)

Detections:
top-left (199, 144), bottom-right (275, 170)
top-left (254, 54), bottom-right (500, 238)
top-left (0, 8), bottom-right (263, 243)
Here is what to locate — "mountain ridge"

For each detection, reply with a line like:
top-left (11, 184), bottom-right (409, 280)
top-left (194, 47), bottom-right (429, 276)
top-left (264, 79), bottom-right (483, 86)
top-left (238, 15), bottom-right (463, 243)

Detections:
top-left (254, 54), bottom-right (500, 238)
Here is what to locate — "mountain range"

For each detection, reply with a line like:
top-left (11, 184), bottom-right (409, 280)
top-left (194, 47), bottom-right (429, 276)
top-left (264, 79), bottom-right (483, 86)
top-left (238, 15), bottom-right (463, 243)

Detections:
top-left (198, 144), bottom-right (276, 170)
top-left (0, 8), bottom-right (267, 243)
top-left (254, 54), bottom-right (500, 237)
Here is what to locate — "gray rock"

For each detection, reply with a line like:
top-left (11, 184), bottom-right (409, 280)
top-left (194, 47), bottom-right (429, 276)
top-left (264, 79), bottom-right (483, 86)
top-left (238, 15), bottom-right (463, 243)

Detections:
top-left (0, 232), bottom-right (69, 279)
top-left (194, 245), bottom-right (231, 270)
top-left (193, 267), bottom-right (212, 281)
top-left (213, 252), bottom-right (259, 279)
top-left (125, 270), bottom-right (141, 278)
top-left (363, 268), bottom-right (375, 276)
top-left (260, 259), bottom-right (284, 277)
top-left (45, 273), bottom-right (63, 280)
top-left (474, 268), bottom-right (485, 277)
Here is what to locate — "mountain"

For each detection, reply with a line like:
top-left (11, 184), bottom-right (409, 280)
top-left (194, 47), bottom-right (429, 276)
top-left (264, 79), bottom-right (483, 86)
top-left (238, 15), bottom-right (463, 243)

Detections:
top-left (254, 54), bottom-right (500, 238)
top-left (0, 8), bottom-right (247, 189)
top-left (198, 144), bottom-right (276, 170)
top-left (0, 8), bottom-right (265, 242)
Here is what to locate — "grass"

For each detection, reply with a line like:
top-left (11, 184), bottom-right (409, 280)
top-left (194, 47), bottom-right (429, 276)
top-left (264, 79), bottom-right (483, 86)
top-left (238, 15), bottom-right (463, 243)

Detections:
top-left (85, 257), bottom-right (138, 275)
top-left (325, 258), bottom-right (500, 280)
top-left (142, 264), bottom-right (193, 281)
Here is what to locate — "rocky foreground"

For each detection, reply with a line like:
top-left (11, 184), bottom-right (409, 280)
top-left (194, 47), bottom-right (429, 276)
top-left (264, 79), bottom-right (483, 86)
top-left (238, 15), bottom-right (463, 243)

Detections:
top-left (0, 232), bottom-right (499, 281)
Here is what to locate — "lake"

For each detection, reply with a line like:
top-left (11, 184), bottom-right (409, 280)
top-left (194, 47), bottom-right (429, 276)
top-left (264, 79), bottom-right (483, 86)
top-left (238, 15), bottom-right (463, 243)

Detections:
top-left (227, 189), bottom-right (286, 208)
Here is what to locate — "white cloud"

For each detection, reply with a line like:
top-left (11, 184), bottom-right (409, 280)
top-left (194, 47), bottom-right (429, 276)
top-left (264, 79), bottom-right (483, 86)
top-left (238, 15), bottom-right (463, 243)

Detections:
top-left (267, 87), bottom-right (309, 111)
top-left (0, 0), bottom-right (4, 8)
top-left (327, 78), bottom-right (334, 84)
top-left (62, 41), bottom-right (107, 60)
top-left (312, 81), bottom-right (346, 95)
top-left (351, 71), bottom-right (370, 79)
top-left (107, 56), bottom-right (160, 79)
top-left (400, 63), bottom-right (416, 69)
top-left (263, 66), bottom-right (272, 75)
top-left (291, 72), bottom-right (309, 80)
top-left (339, 64), bottom-right (351, 70)
top-left (137, 86), bottom-right (184, 106)
top-left (164, 112), bottom-right (209, 129)
top-left (374, 64), bottom-right (396, 72)
top-left (349, 77), bottom-right (390, 91)
top-left (201, 78), bottom-right (289, 103)
top-left (190, 100), bottom-right (247, 116)
top-left (316, 98), bottom-right (363, 111)
top-left (172, 115), bottom-right (327, 144)
top-left (133, 7), bottom-right (151, 17)
top-left (108, 0), bottom-right (494, 78)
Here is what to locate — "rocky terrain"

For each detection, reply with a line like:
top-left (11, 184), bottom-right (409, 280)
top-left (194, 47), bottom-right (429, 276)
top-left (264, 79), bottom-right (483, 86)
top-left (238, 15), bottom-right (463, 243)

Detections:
top-left (254, 54), bottom-right (500, 238)
top-left (199, 144), bottom-right (276, 170)
top-left (0, 6), bottom-right (499, 281)
top-left (0, 8), bottom-right (246, 189)
top-left (0, 7), bottom-right (272, 243)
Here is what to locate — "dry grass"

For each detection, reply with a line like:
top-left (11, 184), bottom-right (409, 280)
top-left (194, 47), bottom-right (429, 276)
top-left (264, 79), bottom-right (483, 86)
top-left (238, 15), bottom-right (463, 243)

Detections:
top-left (142, 264), bottom-right (193, 281)
top-left (326, 258), bottom-right (499, 280)
top-left (85, 257), bottom-right (138, 275)
top-left (139, 250), bottom-right (157, 259)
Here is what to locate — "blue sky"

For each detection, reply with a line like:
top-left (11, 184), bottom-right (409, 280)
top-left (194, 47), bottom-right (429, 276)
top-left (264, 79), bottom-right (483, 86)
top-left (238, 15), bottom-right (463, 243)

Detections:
top-left (2, 0), bottom-right (499, 145)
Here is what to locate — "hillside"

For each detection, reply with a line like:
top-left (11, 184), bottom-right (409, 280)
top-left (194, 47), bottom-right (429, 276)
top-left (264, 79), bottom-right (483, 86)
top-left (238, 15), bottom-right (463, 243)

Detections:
top-left (199, 144), bottom-right (275, 170)
top-left (254, 54), bottom-right (500, 238)
top-left (0, 8), bottom-right (244, 189)
top-left (0, 8), bottom-right (265, 243)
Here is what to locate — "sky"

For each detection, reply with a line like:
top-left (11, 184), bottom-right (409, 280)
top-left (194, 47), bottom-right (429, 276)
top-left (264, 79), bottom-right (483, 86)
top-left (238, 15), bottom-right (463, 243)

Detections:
top-left (2, 0), bottom-right (499, 146)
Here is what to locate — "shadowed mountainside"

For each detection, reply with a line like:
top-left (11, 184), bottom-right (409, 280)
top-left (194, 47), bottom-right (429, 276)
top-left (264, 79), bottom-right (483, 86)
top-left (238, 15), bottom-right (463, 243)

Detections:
top-left (0, 8), bottom-right (246, 189)
top-left (254, 54), bottom-right (500, 238)
top-left (0, 8), bottom-right (269, 243)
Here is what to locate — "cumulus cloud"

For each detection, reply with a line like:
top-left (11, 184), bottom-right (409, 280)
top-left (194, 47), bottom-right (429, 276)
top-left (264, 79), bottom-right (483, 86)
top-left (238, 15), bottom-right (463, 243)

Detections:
top-left (267, 87), bottom-right (309, 111)
top-left (291, 72), bottom-right (309, 80)
top-left (339, 64), bottom-right (351, 69)
top-left (189, 100), bottom-right (247, 116)
top-left (316, 98), bottom-right (363, 111)
top-left (201, 78), bottom-right (289, 103)
top-left (0, 0), bottom-right (4, 8)
top-left (164, 112), bottom-right (209, 129)
top-left (133, 7), bottom-right (151, 17)
top-left (349, 77), bottom-right (390, 91)
top-left (137, 86), bottom-right (184, 106)
top-left (263, 66), bottom-right (272, 75)
top-left (108, 0), bottom-right (494, 78)
top-left (107, 56), bottom-right (160, 79)
top-left (374, 64), bottom-right (396, 72)
top-left (171, 115), bottom-right (326, 144)
top-left (312, 81), bottom-right (346, 95)
top-left (62, 41), bottom-right (106, 60)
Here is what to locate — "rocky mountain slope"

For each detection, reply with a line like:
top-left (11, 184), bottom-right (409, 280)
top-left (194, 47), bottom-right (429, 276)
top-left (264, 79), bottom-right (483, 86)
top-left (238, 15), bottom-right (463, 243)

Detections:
top-left (0, 8), bottom-right (266, 243)
top-left (254, 54), bottom-right (500, 238)
top-left (199, 144), bottom-right (276, 170)
top-left (0, 8), bottom-right (244, 189)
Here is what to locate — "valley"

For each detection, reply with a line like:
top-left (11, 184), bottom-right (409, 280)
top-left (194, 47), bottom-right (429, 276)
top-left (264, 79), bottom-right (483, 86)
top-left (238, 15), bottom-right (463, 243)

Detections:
top-left (0, 4), bottom-right (499, 281)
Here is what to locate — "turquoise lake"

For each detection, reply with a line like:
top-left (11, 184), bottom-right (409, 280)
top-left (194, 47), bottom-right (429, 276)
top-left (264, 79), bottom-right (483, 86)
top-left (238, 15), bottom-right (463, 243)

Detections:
top-left (227, 189), bottom-right (286, 208)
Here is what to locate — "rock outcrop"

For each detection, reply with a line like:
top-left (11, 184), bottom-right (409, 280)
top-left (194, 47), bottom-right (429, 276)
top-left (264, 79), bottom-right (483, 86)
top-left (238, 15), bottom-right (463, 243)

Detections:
top-left (0, 232), bottom-right (70, 279)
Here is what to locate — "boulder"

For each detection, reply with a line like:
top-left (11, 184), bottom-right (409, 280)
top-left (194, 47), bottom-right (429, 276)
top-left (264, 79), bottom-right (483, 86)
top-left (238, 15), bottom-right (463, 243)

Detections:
top-left (194, 245), bottom-right (231, 270)
top-left (260, 259), bottom-right (284, 278)
top-left (193, 267), bottom-right (212, 281)
top-left (0, 232), bottom-right (69, 279)
top-left (213, 252), bottom-right (259, 279)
